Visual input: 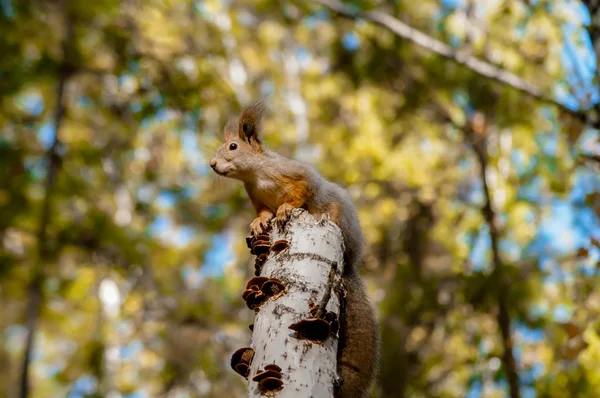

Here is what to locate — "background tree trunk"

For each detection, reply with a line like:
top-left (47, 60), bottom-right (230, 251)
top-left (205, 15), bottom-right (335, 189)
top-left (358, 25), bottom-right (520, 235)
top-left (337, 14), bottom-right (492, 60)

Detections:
top-left (247, 210), bottom-right (344, 398)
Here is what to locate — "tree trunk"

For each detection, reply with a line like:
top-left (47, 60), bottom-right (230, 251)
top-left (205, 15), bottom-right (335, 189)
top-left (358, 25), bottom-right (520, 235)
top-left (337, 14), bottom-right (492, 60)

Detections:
top-left (245, 210), bottom-right (344, 398)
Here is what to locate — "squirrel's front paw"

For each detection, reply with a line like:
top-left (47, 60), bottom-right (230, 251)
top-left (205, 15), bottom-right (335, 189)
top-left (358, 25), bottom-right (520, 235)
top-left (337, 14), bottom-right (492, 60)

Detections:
top-left (250, 217), bottom-right (270, 236)
top-left (275, 203), bottom-right (294, 226)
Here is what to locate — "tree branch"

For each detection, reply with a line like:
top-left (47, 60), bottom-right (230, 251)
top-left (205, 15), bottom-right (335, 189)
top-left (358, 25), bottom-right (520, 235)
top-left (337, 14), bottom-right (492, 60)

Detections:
top-left (20, 67), bottom-right (69, 398)
top-left (311, 0), bottom-right (595, 126)
top-left (432, 98), bottom-right (520, 396)
top-left (464, 125), bottom-right (520, 398)
top-left (19, 3), bottom-right (73, 396)
top-left (581, 153), bottom-right (600, 165)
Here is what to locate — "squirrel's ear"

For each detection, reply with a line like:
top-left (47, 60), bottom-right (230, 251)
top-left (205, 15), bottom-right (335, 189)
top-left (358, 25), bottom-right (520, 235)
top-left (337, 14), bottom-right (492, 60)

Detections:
top-left (223, 117), bottom-right (238, 141)
top-left (238, 100), bottom-right (265, 146)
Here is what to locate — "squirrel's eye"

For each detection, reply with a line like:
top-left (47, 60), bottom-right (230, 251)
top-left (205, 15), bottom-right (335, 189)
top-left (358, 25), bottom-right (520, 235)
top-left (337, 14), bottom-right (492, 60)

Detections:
top-left (229, 143), bottom-right (238, 150)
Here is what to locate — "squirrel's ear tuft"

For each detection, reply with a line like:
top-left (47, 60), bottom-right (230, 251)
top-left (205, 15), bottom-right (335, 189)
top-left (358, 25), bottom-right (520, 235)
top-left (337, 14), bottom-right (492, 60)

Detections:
top-left (238, 100), bottom-right (265, 145)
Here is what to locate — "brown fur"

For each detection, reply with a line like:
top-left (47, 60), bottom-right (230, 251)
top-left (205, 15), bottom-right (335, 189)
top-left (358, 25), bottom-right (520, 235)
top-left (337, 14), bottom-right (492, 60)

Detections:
top-left (210, 100), bottom-right (380, 397)
top-left (328, 200), bottom-right (342, 225)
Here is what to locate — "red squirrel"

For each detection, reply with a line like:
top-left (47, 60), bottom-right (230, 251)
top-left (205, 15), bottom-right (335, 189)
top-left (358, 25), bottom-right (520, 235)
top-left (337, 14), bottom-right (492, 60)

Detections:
top-left (209, 100), bottom-right (380, 398)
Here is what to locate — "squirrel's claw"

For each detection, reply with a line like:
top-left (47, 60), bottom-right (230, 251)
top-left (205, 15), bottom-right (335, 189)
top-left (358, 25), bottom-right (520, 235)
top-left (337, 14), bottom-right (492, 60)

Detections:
top-left (250, 213), bottom-right (273, 236)
top-left (275, 203), bottom-right (294, 226)
top-left (250, 217), bottom-right (269, 236)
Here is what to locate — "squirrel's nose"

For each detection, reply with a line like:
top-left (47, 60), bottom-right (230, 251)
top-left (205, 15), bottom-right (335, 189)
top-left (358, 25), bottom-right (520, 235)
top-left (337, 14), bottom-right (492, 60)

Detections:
top-left (209, 159), bottom-right (217, 169)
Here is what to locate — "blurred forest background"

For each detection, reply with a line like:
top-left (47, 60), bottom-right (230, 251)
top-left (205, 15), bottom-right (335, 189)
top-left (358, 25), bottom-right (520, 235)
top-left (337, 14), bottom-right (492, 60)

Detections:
top-left (1, 0), bottom-right (600, 397)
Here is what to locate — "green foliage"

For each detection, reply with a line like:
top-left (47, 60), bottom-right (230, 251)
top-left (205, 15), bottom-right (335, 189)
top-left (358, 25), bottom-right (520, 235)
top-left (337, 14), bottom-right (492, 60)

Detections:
top-left (1, 0), bottom-right (599, 397)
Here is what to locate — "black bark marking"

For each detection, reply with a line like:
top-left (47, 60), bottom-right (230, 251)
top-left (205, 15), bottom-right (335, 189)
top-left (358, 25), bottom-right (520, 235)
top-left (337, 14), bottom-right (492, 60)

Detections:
top-left (315, 262), bottom-right (338, 318)
top-left (277, 252), bottom-right (337, 267)
top-left (273, 304), bottom-right (294, 317)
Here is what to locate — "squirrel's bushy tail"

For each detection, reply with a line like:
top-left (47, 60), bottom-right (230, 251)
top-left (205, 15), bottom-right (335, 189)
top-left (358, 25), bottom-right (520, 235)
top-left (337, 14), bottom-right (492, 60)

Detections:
top-left (336, 272), bottom-right (380, 398)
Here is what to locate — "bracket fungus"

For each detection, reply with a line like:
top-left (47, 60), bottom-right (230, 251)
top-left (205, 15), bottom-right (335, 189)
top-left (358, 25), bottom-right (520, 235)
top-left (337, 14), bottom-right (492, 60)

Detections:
top-left (246, 277), bottom-right (270, 290)
top-left (289, 309), bottom-right (340, 343)
top-left (264, 364), bottom-right (282, 372)
top-left (230, 347), bottom-right (255, 378)
top-left (261, 278), bottom-right (286, 297)
top-left (254, 253), bottom-right (268, 276)
top-left (247, 233), bottom-right (272, 275)
top-left (270, 239), bottom-right (289, 254)
top-left (288, 318), bottom-right (331, 342)
top-left (244, 290), bottom-right (266, 310)
top-left (253, 364), bottom-right (284, 394)
top-left (242, 277), bottom-right (268, 309)
top-left (242, 277), bottom-right (287, 310)
top-left (246, 233), bottom-right (271, 256)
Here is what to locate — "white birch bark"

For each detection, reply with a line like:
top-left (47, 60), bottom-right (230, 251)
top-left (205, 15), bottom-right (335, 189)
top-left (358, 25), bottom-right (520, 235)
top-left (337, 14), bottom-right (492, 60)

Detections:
top-left (247, 209), bottom-right (344, 398)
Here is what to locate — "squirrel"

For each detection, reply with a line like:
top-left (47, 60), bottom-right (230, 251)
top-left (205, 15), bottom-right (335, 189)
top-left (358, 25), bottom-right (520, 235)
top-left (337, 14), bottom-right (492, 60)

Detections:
top-left (209, 100), bottom-right (380, 398)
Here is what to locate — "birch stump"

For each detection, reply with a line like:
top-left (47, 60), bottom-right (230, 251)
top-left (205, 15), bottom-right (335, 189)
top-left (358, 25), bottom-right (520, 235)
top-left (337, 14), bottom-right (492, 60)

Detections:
top-left (235, 209), bottom-right (344, 398)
